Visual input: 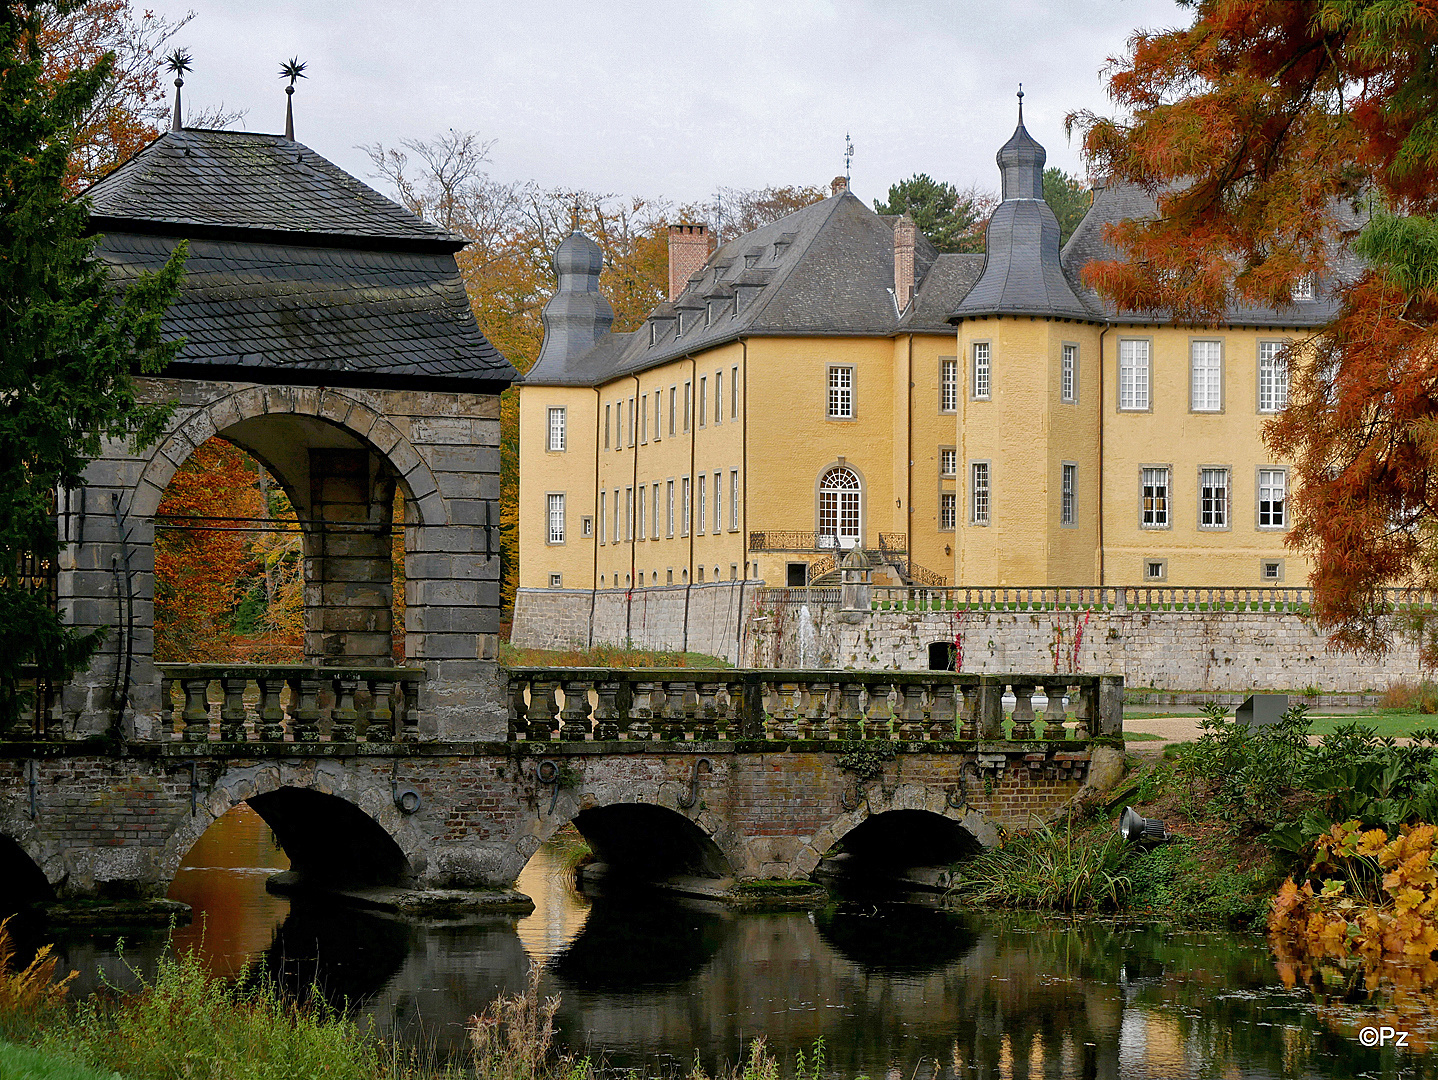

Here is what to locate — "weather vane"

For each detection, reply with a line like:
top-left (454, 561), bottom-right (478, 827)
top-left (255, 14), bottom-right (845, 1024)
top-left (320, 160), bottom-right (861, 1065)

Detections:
top-left (280, 56), bottom-right (307, 140)
top-left (1017, 82), bottom-right (1024, 123)
top-left (164, 48), bottom-right (191, 132)
top-left (844, 132), bottom-right (854, 186)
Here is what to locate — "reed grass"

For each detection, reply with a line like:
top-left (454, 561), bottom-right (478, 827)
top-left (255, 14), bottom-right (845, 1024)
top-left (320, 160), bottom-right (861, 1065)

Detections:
top-left (948, 821), bottom-right (1131, 912)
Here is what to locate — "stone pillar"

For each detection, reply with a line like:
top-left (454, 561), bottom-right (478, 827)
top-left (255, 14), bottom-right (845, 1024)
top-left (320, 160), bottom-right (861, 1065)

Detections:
top-left (306, 449), bottom-right (396, 666)
top-left (840, 548), bottom-right (871, 611)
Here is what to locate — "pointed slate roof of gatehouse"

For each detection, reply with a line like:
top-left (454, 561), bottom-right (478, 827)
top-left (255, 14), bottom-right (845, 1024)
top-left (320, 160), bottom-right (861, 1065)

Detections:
top-left (86, 129), bottom-right (517, 388)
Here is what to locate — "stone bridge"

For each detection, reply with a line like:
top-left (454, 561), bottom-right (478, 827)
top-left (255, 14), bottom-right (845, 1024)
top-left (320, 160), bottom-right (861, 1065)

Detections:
top-left (0, 669), bottom-right (1123, 906)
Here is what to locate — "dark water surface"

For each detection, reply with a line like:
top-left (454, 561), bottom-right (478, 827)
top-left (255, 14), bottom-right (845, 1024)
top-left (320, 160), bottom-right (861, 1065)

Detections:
top-left (34, 807), bottom-right (1438, 1078)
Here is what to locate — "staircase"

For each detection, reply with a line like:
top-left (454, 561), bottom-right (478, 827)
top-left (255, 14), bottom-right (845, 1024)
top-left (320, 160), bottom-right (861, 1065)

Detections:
top-left (807, 548), bottom-right (947, 588)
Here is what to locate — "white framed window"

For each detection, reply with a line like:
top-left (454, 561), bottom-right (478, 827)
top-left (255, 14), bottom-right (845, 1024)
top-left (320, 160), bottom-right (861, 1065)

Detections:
top-left (714, 470), bottom-right (723, 532)
top-left (684, 382), bottom-right (692, 432)
top-left (1258, 469), bottom-right (1286, 528)
top-left (697, 474), bottom-right (706, 534)
top-left (940, 492), bottom-right (956, 531)
top-left (669, 386), bottom-right (677, 436)
top-left (1261, 559), bottom-right (1283, 582)
top-left (547, 493), bottom-right (565, 544)
top-left (1061, 344), bottom-right (1077, 403)
top-left (549, 573), bottom-right (563, 588)
top-left (625, 487), bottom-right (634, 540)
top-left (714, 372), bottom-right (723, 424)
top-left (699, 377), bottom-right (707, 428)
top-left (637, 485), bottom-right (646, 540)
top-left (828, 366), bottom-right (854, 418)
top-left (970, 462), bottom-right (990, 525)
top-left (682, 477), bottom-right (691, 536)
top-left (654, 390), bottom-right (662, 440)
top-left (1119, 339), bottom-right (1150, 410)
top-left (1061, 463), bottom-right (1077, 526)
top-left (818, 466), bottom-right (862, 544)
top-left (604, 404), bottom-right (611, 449)
top-left (1141, 467), bottom-right (1169, 528)
top-left (598, 492), bottom-right (606, 545)
top-left (666, 479), bottom-right (675, 537)
top-left (547, 407), bottom-right (566, 451)
top-left (1200, 467), bottom-right (1229, 528)
top-left (1292, 273), bottom-right (1316, 301)
top-left (939, 448), bottom-right (956, 477)
top-left (941, 357), bottom-right (958, 412)
top-left (972, 342), bottom-right (991, 400)
top-left (628, 397), bottom-right (636, 445)
top-left (652, 483), bottom-right (661, 539)
top-left (613, 488), bottom-right (621, 542)
top-left (730, 469), bottom-right (739, 530)
top-left (640, 396), bottom-right (648, 444)
top-left (1259, 341), bottom-right (1289, 412)
top-left (731, 366), bottom-right (739, 418)
top-left (1144, 559), bottom-right (1167, 582)
top-left (1190, 340), bottom-right (1222, 412)
top-left (581, 516), bottom-right (592, 538)
top-left (615, 401), bottom-right (623, 451)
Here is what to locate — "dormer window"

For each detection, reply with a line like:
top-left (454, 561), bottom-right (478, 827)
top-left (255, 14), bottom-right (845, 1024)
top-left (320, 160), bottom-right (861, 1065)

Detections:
top-left (744, 253), bottom-right (759, 268)
top-left (705, 302), bottom-right (713, 326)
top-left (676, 312), bottom-right (685, 336)
top-left (649, 322), bottom-right (659, 347)
top-left (1292, 273), bottom-right (1316, 302)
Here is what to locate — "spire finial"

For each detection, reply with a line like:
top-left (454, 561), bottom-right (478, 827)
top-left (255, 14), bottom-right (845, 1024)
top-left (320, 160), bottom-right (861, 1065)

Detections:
top-left (279, 57), bottom-right (307, 139)
top-left (844, 132), bottom-right (855, 186)
top-left (571, 197), bottom-right (580, 232)
top-left (164, 49), bottom-right (191, 132)
top-left (1017, 82), bottom-right (1024, 125)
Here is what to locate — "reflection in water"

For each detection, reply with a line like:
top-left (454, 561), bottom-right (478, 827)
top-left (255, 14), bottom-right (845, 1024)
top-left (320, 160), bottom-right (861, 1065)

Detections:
top-left (29, 810), bottom-right (1438, 1077)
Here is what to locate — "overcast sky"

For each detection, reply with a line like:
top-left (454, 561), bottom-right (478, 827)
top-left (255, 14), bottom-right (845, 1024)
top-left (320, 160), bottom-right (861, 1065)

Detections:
top-left (155, 0), bottom-right (1187, 207)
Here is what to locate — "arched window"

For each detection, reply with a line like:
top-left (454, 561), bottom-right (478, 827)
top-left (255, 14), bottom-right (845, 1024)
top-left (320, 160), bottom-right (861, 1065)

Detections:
top-left (818, 467), bottom-right (862, 548)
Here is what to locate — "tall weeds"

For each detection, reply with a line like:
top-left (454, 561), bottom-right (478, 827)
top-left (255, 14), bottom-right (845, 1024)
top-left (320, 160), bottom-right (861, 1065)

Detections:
top-left (0, 916), bottom-right (76, 1043)
top-left (949, 822), bottom-right (1131, 912)
top-left (467, 964), bottom-right (588, 1080)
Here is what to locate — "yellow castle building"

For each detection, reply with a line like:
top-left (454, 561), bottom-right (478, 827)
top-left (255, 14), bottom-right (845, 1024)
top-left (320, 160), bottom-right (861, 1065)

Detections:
top-left (515, 105), bottom-right (1326, 628)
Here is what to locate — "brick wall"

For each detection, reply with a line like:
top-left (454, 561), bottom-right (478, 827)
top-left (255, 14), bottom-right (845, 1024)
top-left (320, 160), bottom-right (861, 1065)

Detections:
top-left (744, 602), bottom-right (1424, 692)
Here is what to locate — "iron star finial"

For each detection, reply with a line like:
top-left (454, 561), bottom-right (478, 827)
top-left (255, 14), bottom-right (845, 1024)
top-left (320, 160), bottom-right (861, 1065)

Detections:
top-left (280, 57), bottom-right (307, 139)
top-left (165, 48), bottom-right (191, 132)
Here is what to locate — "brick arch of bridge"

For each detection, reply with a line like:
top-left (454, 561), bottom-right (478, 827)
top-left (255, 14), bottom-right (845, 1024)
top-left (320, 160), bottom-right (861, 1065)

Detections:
top-left (129, 385), bottom-right (446, 528)
top-left (155, 760), bottom-right (428, 892)
top-left (507, 768), bottom-right (1004, 884)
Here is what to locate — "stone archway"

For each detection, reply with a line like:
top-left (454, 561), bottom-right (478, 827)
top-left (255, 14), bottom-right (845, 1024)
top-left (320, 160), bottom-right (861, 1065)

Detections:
top-left (156, 761), bottom-right (428, 893)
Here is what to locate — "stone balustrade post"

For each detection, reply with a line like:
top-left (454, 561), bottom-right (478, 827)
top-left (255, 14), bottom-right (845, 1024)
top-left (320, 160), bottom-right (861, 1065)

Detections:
top-left (1010, 682), bottom-right (1037, 741)
top-left (330, 676), bottom-right (360, 742)
top-left (256, 676), bottom-right (287, 741)
top-left (219, 676), bottom-right (248, 742)
top-left (594, 678), bottom-right (622, 740)
top-left (897, 680), bottom-right (926, 740)
top-left (287, 676), bottom-right (322, 742)
top-left (1041, 682), bottom-right (1067, 738)
top-left (1099, 675), bottom-right (1124, 737)
top-left (977, 677), bottom-right (1004, 741)
top-left (560, 677), bottom-right (594, 740)
top-left (181, 677), bottom-right (211, 742)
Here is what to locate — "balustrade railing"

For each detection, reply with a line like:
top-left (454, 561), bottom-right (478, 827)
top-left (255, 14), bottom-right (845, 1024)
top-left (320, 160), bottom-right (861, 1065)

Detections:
top-left (749, 531), bottom-right (908, 553)
top-left (504, 668), bottom-right (1122, 744)
top-left (866, 585), bottom-right (1438, 613)
top-left (151, 664), bottom-right (423, 743)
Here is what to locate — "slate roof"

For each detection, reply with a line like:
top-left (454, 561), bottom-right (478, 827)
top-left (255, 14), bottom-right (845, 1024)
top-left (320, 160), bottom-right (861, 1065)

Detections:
top-left (87, 129), bottom-right (457, 247)
top-left (86, 129), bottom-right (516, 387)
top-left (1060, 180), bottom-right (1346, 327)
top-left (526, 129), bottom-right (1349, 389)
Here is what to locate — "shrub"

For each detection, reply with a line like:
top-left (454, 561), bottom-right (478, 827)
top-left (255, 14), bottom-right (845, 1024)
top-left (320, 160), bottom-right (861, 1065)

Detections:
top-left (1170, 704), bottom-right (1313, 831)
top-left (1379, 679), bottom-right (1438, 714)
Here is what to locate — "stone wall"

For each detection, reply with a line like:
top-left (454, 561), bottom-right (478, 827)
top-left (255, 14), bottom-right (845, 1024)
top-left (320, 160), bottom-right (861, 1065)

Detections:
top-left (744, 601), bottom-right (1425, 692)
top-left (512, 581), bottom-right (758, 663)
top-left (62, 377), bottom-right (507, 741)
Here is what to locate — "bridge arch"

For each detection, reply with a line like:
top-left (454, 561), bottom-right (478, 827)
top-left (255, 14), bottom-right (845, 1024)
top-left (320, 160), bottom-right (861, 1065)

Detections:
top-left (158, 763), bottom-right (424, 893)
top-left (0, 831), bottom-right (53, 908)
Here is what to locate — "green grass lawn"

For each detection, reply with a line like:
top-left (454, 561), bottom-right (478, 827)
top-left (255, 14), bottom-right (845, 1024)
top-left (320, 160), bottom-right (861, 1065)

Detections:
top-left (0, 1042), bottom-right (122, 1080)
top-left (1124, 710), bottom-right (1438, 740)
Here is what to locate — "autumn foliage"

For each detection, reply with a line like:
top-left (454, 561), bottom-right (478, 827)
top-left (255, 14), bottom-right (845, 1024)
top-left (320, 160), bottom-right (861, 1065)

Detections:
top-left (153, 439), bottom-right (303, 663)
top-left (1071, 0), bottom-right (1438, 656)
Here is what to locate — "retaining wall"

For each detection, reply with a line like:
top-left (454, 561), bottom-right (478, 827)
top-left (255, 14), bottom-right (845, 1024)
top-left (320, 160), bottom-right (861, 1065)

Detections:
top-left (743, 603), bottom-right (1425, 692)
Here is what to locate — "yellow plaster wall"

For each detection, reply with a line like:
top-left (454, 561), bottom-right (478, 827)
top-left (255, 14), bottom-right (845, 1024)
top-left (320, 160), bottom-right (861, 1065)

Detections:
top-left (904, 334), bottom-right (964, 584)
top-left (1100, 324), bottom-right (1310, 587)
top-left (517, 385), bottom-right (598, 589)
top-left (954, 317), bottom-right (1103, 586)
top-left (592, 342), bottom-right (748, 590)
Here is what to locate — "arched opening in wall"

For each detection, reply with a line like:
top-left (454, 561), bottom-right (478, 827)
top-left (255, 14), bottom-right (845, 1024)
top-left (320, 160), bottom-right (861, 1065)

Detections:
top-left (154, 420), bottom-right (410, 665)
top-left (246, 787), bottom-right (410, 889)
top-left (571, 803), bottom-right (730, 884)
top-left (928, 641), bottom-right (957, 671)
top-left (0, 834), bottom-right (51, 914)
top-left (817, 466), bottom-right (862, 549)
top-left (819, 810), bottom-right (980, 889)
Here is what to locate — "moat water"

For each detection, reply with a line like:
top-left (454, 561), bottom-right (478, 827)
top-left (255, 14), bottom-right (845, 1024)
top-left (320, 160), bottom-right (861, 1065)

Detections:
top-left (28, 806), bottom-right (1438, 1078)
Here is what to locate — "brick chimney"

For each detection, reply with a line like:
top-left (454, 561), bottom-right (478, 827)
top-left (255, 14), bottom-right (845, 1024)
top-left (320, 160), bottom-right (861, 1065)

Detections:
top-left (667, 224), bottom-right (709, 302)
top-left (831, 175), bottom-right (848, 197)
top-left (894, 214), bottom-right (916, 310)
